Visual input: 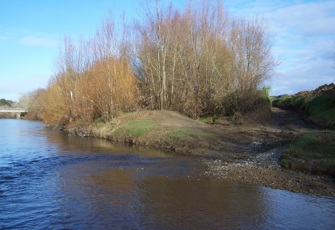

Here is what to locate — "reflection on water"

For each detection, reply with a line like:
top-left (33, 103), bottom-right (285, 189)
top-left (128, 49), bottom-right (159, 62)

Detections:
top-left (1, 119), bottom-right (335, 229)
top-left (137, 177), bottom-right (267, 229)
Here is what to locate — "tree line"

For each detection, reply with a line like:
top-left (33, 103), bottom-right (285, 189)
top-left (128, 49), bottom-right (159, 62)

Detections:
top-left (0, 98), bottom-right (14, 107)
top-left (23, 0), bottom-right (277, 125)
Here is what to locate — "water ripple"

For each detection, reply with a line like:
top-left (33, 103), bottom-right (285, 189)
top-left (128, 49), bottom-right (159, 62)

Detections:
top-left (1, 119), bottom-right (335, 229)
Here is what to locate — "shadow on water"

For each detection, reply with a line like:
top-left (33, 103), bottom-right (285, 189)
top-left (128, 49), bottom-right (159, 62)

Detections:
top-left (1, 119), bottom-right (335, 229)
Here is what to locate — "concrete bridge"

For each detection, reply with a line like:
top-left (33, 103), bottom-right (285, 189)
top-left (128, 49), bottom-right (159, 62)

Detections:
top-left (0, 108), bottom-right (27, 119)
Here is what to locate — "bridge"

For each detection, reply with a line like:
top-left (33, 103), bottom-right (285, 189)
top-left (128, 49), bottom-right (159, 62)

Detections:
top-left (0, 107), bottom-right (27, 119)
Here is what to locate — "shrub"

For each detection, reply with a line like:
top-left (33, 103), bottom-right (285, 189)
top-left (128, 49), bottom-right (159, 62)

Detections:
top-left (280, 132), bottom-right (335, 177)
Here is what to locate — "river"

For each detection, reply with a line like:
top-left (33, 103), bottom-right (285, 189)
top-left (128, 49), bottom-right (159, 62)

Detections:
top-left (0, 119), bottom-right (334, 229)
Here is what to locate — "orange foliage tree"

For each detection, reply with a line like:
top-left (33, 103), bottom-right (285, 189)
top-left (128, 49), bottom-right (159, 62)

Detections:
top-left (41, 15), bottom-right (138, 126)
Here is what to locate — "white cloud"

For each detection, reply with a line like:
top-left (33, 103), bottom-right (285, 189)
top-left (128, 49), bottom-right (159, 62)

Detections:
top-left (224, 0), bottom-right (335, 95)
top-left (19, 35), bottom-right (58, 47)
top-left (270, 48), bottom-right (334, 95)
top-left (254, 0), bottom-right (335, 95)
top-left (269, 0), bottom-right (335, 36)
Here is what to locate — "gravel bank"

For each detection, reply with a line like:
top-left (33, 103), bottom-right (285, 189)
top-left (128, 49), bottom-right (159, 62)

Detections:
top-left (202, 146), bottom-right (335, 196)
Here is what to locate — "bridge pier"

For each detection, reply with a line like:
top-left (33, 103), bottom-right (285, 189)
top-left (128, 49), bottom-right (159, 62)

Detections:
top-left (16, 112), bottom-right (21, 119)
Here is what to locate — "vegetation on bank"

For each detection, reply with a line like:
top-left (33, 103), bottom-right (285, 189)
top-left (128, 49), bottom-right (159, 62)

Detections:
top-left (272, 84), bottom-right (335, 128)
top-left (0, 98), bottom-right (14, 107)
top-left (85, 110), bottom-right (219, 152)
top-left (280, 132), bottom-right (335, 178)
top-left (0, 98), bottom-right (17, 118)
top-left (20, 0), bottom-right (276, 127)
top-left (274, 84), bottom-right (335, 177)
top-left (200, 87), bottom-right (272, 125)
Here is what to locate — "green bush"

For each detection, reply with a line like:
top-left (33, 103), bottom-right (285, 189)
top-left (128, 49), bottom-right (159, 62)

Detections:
top-left (280, 132), bottom-right (335, 177)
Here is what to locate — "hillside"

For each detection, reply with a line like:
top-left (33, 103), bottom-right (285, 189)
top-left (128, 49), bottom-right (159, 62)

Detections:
top-left (0, 98), bottom-right (16, 118)
top-left (0, 98), bottom-right (14, 107)
top-left (271, 84), bottom-right (335, 180)
top-left (272, 83), bottom-right (335, 129)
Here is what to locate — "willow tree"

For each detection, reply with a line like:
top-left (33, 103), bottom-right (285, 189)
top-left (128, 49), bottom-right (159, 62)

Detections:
top-left (41, 14), bottom-right (138, 126)
top-left (227, 17), bottom-right (276, 114)
top-left (135, 0), bottom-right (277, 117)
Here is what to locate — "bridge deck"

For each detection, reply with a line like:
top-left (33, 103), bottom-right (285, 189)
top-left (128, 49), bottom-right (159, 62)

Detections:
top-left (0, 108), bottom-right (27, 113)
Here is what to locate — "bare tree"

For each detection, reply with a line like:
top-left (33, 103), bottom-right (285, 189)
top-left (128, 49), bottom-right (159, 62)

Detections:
top-left (39, 0), bottom-right (278, 126)
top-left (228, 17), bottom-right (277, 113)
top-left (134, 0), bottom-right (276, 117)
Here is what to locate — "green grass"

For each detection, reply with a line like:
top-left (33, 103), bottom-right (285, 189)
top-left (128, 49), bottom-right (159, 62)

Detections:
top-left (112, 119), bottom-right (158, 138)
top-left (94, 121), bottom-right (106, 129)
top-left (280, 132), bottom-right (335, 177)
top-left (110, 119), bottom-right (217, 144)
top-left (305, 95), bottom-right (335, 127)
top-left (199, 116), bottom-right (213, 124)
top-left (272, 95), bottom-right (303, 109)
top-left (199, 116), bottom-right (220, 125)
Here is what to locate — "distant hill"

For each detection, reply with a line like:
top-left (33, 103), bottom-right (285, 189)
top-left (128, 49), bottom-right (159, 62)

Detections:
top-left (272, 83), bottom-right (335, 129)
top-left (0, 98), bottom-right (15, 107)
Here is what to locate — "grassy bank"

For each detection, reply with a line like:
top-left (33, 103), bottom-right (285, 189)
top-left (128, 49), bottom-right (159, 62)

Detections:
top-left (280, 132), bottom-right (335, 177)
top-left (87, 110), bottom-right (219, 154)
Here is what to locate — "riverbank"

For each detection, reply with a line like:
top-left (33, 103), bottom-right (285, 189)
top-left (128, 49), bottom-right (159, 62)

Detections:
top-left (64, 109), bottom-right (335, 196)
top-left (203, 147), bottom-right (335, 197)
top-left (71, 110), bottom-right (290, 157)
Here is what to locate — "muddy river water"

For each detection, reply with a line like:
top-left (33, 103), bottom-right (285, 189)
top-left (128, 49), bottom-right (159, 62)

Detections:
top-left (1, 119), bottom-right (335, 229)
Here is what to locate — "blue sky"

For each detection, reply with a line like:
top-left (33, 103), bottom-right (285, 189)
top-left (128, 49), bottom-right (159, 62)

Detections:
top-left (0, 0), bottom-right (334, 101)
